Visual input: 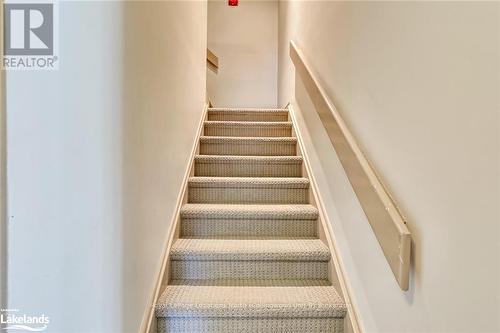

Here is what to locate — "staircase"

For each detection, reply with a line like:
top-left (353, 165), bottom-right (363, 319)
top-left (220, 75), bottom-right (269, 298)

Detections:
top-left (155, 108), bottom-right (347, 333)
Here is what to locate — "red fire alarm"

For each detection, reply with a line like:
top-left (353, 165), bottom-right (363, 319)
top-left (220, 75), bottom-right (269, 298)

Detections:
top-left (228, 0), bottom-right (238, 6)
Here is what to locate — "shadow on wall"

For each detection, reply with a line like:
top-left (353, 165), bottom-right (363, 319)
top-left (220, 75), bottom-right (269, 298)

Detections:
top-left (293, 72), bottom-right (427, 327)
top-left (285, 2), bottom-right (500, 327)
top-left (294, 71), bottom-right (421, 301)
top-left (121, 2), bottom-right (206, 332)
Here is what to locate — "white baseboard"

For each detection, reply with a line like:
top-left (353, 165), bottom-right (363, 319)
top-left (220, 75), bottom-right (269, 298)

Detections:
top-left (288, 102), bottom-right (362, 333)
top-left (138, 103), bottom-right (209, 333)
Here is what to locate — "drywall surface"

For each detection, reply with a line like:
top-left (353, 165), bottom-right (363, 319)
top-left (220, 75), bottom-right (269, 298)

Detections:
top-left (279, 1), bottom-right (499, 332)
top-left (207, 0), bottom-right (278, 108)
top-left (0, 3), bottom-right (5, 314)
top-left (6, 1), bottom-right (206, 332)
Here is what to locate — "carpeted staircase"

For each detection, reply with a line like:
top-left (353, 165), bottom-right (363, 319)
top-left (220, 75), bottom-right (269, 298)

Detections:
top-left (155, 108), bottom-right (347, 332)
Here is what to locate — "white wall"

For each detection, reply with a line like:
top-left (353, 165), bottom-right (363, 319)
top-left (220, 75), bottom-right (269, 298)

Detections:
top-left (0, 3), bottom-right (6, 312)
top-left (207, 0), bottom-right (278, 108)
top-left (279, 1), bottom-right (499, 333)
top-left (6, 1), bottom-right (207, 332)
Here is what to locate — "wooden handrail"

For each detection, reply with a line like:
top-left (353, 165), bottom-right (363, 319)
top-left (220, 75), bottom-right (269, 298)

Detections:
top-left (207, 48), bottom-right (219, 73)
top-left (290, 40), bottom-right (411, 291)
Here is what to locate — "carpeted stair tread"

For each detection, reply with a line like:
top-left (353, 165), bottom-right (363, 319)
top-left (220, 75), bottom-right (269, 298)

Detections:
top-left (204, 120), bottom-right (292, 126)
top-left (208, 108), bottom-right (288, 112)
top-left (155, 283), bottom-right (346, 318)
top-left (171, 260), bottom-right (328, 280)
top-left (188, 177), bottom-right (309, 188)
top-left (170, 239), bottom-right (330, 261)
top-left (208, 108), bottom-right (289, 122)
top-left (187, 177), bottom-right (310, 204)
top-left (180, 204), bottom-right (318, 238)
top-left (194, 155), bottom-right (303, 177)
top-left (194, 155), bottom-right (302, 164)
top-left (168, 279), bottom-right (331, 286)
top-left (204, 121), bottom-right (292, 137)
top-left (181, 203), bottom-right (318, 220)
top-left (199, 136), bottom-right (297, 156)
top-left (200, 136), bottom-right (296, 143)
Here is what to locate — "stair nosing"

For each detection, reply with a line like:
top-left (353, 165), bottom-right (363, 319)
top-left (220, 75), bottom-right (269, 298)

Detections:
top-left (155, 283), bottom-right (346, 318)
top-left (188, 177), bottom-right (309, 188)
top-left (208, 108), bottom-right (288, 112)
top-left (170, 238), bottom-right (330, 262)
top-left (200, 136), bottom-right (297, 142)
top-left (194, 155), bottom-right (303, 163)
top-left (204, 121), bottom-right (292, 126)
top-left (180, 203), bottom-right (318, 220)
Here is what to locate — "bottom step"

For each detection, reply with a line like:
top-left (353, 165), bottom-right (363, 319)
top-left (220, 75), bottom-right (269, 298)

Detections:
top-left (157, 317), bottom-right (344, 333)
top-left (156, 281), bottom-right (346, 333)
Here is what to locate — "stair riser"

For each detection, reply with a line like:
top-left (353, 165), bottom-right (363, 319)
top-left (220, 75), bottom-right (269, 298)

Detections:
top-left (188, 188), bottom-right (309, 204)
top-left (204, 125), bottom-right (292, 137)
top-left (171, 261), bottom-right (328, 280)
top-left (208, 113), bottom-right (288, 122)
top-left (181, 219), bottom-right (317, 238)
top-left (199, 142), bottom-right (296, 156)
top-left (194, 162), bottom-right (302, 177)
top-left (157, 318), bottom-right (344, 333)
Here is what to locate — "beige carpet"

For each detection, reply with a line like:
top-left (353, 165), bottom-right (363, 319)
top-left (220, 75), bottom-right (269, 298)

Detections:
top-left (155, 108), bottom-right (346, 332)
